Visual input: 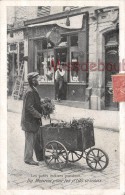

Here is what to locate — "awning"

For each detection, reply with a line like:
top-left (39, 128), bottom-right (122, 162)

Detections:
top-left (27, 14), bottom-right (84, 30)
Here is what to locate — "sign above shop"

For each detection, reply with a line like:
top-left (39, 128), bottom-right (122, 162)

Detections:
top-left (46, 27), bottom-right (61, 46)
top-left (28, 14), bottom-right (84, 30)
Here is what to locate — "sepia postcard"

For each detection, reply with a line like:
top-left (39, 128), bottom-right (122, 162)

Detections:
top-left (0, 0), bottom-right (125, 195)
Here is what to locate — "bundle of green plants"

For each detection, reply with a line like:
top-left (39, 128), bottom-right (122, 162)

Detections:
top-left (41, 97), bottom-right (55, 118)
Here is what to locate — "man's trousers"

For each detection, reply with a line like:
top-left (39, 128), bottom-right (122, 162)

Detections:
top-left (24, 130), bottom-right (43, 162)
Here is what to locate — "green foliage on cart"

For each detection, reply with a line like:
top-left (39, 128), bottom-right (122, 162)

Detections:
top-left (41, 97), bottom-right (55, 118)
top-left (50, 117), bottom-right (94, 130)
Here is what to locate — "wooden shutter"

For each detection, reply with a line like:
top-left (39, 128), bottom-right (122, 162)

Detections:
top-left (37, 7), bottom-right (50, 17)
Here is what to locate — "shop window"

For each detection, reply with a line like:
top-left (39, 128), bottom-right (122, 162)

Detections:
top-left (69, 32), bottom-right (87, 83)
top-left (61, 35), bottom-right (67, 42)
top-left (37, 52), bottom-right (55, 83)
top-left (70, 50), bottom-right (79, 82)
top-left (35, 39), bottom-right (54, 82)
top-left (10, 44), bottom-right (16, 51)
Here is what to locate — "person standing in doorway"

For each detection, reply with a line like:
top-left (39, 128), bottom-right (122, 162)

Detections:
top-left (21, 72), bottom-right (43, 166)
top-left (55, 64), bottom-right (65, 101)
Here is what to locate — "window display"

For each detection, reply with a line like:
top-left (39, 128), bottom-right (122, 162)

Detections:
top-left (34, 33), bottom-right (86, 84)
top-left (70, 47), bottom-right (79, 82)
top-left (69, 34), bottom-right (86, 83)
top-left (35, 39), bottom-right (54, 82)
top-left (37, 51), bottom-right (54, 82)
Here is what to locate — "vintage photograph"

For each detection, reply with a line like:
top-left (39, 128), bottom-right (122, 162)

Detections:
top-left (7, 5), bottom-right (120, 190)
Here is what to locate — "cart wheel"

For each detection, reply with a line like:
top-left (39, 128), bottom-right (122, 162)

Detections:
top-left (44, 141), bottom-right (68, 170)
top-left (68, 151), bottom-right (83, 162)
top-left (86, 148), bottom-right (109, 171)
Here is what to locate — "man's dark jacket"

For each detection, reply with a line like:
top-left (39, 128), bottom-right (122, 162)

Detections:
top-left (21, 86), bottom-right (42, 133)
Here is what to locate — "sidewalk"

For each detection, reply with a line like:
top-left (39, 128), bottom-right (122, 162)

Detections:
top-left (7, 97), bottom-right (119, 131)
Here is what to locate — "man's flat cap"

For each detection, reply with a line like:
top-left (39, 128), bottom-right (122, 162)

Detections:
top-left (27, 72), bottom-right (39, 80)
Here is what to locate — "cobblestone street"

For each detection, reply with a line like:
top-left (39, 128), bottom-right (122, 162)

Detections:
top-left (7, 109), bottom-right (119, 190)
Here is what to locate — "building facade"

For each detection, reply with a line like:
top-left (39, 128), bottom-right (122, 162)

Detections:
top-left (7, 6), bottom-right (119, 110)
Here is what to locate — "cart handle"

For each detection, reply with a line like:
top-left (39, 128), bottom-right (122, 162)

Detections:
top-left (49, 117), bottom-right (64, 124)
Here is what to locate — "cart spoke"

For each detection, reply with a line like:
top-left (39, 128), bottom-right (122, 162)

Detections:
top-left (89, 161), bottom-right (96, 164)
top-left (56, 159), bottom-right (62, 168)
top-left (73, 151), bottom-right (82, 157)
top-left (87, 155), bottom-right (95, 159)
top-left (95, 162), bottom-right (98, 169)
top-left (58, 149), bottom-right (67, 160)
top-left (99, 159), bottom-right (106, 163)
top-left (48, 157), bottom-right (54, 164)
top-left (58, 156), bottom-right (64, 163)
top-left (68, 151), bottom-right (83, 162)
top-left (61, 153), bottom-right (67, 159)
top-left (100, 154), bottom-right (105, 158)
top-left (58, 150), bottom-right (66, 155)
top-left (56, 159), bottom-right (62, 169)
top-left (58, 148), bottom-right (63, 154)
top-left (97, 150), bottom-right (99, 157)
top-left (75, 153), bottom-right (81, 159)
top-left (54, 158), bottom-right (56, 164)
top-left (91, 150), bottom-right (96, 157)
top-left (45, 151), bottom-right (53, 155)
top-left (56, 158), bottom-right (60, 163)
top-left (71, 152), bottom-right (74, 161)
top-left (87, 157), bottom-right (96, 163)
top-left (97, 161), bottom-right (103, 168)
top-left (50, 144), bottom-right (55, 153)
top-left (88, 153), bottom-right (95, 158)
top-left (55, 143), bottom-right (58, 153)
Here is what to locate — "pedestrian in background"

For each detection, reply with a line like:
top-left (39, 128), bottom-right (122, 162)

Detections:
top-left (21, 72), bottom-right (43, 166)
top-left (55, 64), bottom-right (65, 101)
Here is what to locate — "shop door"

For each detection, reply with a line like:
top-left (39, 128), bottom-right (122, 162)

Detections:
top-left (105, 32), bottom-right (119, 110)
top-left (54, 47), bottom-right (68, 100)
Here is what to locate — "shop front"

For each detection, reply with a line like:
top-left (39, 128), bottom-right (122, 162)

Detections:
top-left (26, 12), bottom-right (88, 102)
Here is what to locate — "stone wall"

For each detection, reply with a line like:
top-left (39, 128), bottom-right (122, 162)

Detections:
top-left (7, 30), bottom-right (24, 43)
top-left (15, 7), bottom-right (37, 23)
top-left (88, 8), bottom-right (119, 110)
top-left (7, 7), bottom-right (16, 25)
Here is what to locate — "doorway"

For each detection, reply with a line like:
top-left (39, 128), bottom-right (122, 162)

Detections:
top-left (54, 47), bottom-right (68, 100)
top-left (105, 30), bottom-right (119, 110)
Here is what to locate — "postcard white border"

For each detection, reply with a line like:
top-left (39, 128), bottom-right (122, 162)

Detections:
top-left (0, 0), bottom-right (125, 194)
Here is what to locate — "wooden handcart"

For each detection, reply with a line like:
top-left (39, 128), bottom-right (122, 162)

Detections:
top-left (40, 122), bottom-right (109, 171)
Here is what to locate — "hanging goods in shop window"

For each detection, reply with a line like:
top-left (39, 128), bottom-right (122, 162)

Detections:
top-left (46, 27), bottom-right (61, 46)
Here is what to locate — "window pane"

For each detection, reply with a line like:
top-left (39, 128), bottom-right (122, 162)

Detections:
top-left (35, 39), bottom-right (54, 82)
top-left (37, 51), bottom-right (54, 83)
top-left (70, 46), bottom-right (79, 82)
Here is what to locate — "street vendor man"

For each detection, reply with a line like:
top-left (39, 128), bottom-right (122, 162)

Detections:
top-left (21, 72), bottom-right (43, 166)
